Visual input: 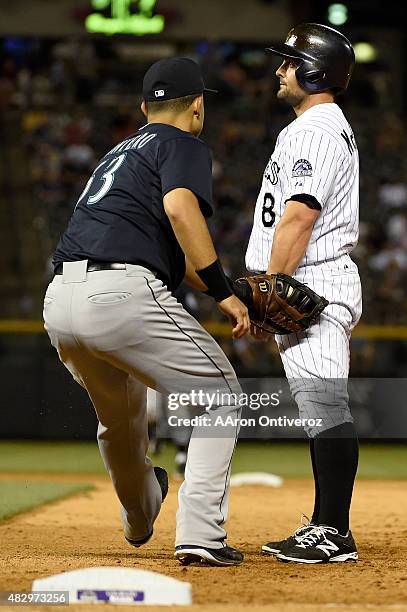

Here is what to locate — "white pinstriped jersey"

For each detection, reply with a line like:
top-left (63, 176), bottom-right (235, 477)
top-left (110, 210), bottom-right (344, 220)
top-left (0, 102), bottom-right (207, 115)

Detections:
top-left (245, 102), bottom-right (359, 271)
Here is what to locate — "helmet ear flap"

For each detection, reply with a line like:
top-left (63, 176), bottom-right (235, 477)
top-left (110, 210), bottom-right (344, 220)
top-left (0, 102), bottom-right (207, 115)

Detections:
top-left (296, 65), bottom-right (326, 92)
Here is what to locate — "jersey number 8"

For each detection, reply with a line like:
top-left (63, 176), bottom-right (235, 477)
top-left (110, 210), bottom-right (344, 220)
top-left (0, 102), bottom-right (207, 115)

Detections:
top-left (262, 192), bottom-right (275, 228)
top-left (76, 153), bottom-right (127, 207)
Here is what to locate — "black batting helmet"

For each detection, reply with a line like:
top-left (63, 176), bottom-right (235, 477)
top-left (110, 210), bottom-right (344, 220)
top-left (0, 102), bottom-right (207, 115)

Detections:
top-left (266, 23), bottom-right (355, 94)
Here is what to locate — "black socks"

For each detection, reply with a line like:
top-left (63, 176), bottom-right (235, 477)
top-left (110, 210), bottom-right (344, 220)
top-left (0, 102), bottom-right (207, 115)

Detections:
top-left (309, 437), bottom-right (320, 525)
top-left (310, 422), bottom-right (359, 535)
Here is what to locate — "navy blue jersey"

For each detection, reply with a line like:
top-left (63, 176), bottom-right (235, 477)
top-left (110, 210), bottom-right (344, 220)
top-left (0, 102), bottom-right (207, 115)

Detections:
top-left (53, 123), bottom-right (213, 291)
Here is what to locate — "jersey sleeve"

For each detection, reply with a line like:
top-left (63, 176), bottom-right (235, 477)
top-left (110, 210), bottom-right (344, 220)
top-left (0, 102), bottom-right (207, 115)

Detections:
top-left (282, 129), bottom-right (340, 209)
top-left (158, 136), bottom-right (213, 217)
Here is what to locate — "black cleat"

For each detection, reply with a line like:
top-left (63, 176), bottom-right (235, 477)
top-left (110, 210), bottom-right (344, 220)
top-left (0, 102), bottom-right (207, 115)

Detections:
top-left (262, 516), bottom-right (314, 556)
top-left (125, 466), bottom-right (168, 548)
top-left (174, 544), bottom-right (244, 567)
top-left (125, 530), bottom-right (153, 548)
top-left (154, 466), bottom-right (169, 502)
top-left (277, 525), bottom-right (358, 564)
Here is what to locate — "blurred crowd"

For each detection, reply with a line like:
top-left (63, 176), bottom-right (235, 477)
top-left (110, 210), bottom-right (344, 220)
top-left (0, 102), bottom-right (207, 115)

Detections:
top-left (1, 37), bottom-right (407, 375)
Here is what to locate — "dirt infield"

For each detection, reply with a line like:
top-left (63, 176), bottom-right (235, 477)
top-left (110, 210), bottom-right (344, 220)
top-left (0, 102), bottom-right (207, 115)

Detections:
top-left (1, 475), bottom-right (407, 610)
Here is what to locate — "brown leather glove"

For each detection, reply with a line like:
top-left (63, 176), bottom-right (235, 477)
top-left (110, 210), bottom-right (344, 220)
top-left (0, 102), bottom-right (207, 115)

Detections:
top-left (233, 273), bottom-right (329, 336)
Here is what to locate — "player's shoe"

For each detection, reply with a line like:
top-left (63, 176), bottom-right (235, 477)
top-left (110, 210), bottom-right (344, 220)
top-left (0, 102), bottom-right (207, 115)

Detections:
top-left (125, 467), bottom-right (168, 548)
top-left (276, 525), bottom-right (358, 564)
top-left (262, 515), bottom-right (314, 556)
top-left (153, 466), bottom-right (169, 502)
top-left (174, 544), bottom-right (244, 567)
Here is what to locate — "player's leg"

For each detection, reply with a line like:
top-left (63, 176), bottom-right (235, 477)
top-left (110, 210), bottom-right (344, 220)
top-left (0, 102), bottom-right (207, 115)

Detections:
top-left (97, 271), bottom-right (242, 555)
top-left (146, 390), bottom-right (190, 478)
top-left (165, 396), bottom-right (192, 479)
top-left (44, 269), bottom-right (163, 545)
top-left (48, 331), bottom-right (164, 543)
top-left (273, 308), bottom-right (359, 562)
top-left (146, 387), bottom-right (162, 455)
top-left (47, 265), bottom-right (242, 563)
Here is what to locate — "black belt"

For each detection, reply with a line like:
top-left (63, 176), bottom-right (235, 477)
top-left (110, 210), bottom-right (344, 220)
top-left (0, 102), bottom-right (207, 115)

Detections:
top-left (54, 261), bottom-right (127, 275)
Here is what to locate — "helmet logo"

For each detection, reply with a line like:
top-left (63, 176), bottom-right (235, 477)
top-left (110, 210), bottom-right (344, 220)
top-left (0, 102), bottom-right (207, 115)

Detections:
top-left (286, 34), bottom-right (298, 46)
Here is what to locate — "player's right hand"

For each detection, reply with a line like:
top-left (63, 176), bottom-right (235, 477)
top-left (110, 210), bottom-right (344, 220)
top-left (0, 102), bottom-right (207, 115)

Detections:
top-left (217, 295), bottom-right (250, 339)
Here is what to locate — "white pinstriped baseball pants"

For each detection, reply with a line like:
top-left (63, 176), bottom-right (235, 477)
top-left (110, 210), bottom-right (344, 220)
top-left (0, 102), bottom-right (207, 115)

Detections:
top-left (275, 254), bottom-right (362, 437)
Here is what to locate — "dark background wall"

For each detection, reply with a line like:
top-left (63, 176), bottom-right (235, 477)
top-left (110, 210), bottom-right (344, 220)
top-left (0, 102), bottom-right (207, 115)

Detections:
top-left (1, 335), bottom-right (405, 440)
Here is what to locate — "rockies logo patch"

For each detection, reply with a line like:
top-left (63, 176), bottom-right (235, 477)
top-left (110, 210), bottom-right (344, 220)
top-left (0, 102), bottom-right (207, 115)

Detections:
top-left (292, 159), bottom-right (313, 178)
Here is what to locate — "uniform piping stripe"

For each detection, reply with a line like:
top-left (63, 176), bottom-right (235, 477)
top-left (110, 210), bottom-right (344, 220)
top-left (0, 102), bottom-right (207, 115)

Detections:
top-left (144, 277), bottom-right (236, 524)
top-left (144, 277), bottom-right (235, 395)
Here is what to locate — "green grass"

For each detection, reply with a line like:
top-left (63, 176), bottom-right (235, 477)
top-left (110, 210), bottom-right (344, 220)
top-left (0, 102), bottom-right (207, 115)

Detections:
top-left (235, 442), bottom-right (407, 479)
top-left (0, 481), bottom-right (93, 520)
top-left (0, 440), bottom-right (407, 479)
top-left (0, 441), bottom-right (106, 474)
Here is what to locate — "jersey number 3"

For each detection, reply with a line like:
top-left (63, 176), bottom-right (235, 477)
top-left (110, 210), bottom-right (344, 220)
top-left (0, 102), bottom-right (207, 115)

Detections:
top-left (76, 154), bottom-right (127, 207)
top-left (262, 192), bottom-right (275, 227)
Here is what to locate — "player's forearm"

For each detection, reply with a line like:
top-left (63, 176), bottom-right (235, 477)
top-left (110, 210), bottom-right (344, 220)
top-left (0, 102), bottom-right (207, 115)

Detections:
top-left (267, 200), bottom-right (319, 275)
top-left (184, 257), bottom-right (208, 291)
top-left (267, 219), bottom-right (314, 275)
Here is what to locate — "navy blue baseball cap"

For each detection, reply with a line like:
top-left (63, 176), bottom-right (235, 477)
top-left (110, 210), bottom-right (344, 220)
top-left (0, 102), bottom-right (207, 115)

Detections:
top-left (142, 57), bottom-right (217, 102)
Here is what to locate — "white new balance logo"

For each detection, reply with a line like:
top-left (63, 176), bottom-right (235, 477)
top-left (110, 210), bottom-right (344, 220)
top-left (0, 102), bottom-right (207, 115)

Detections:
top-left (316, 539), bottom-right (339, 557)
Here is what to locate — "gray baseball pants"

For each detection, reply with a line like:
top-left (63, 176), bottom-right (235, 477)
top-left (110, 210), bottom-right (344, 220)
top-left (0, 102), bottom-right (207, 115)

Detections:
top-left (43, 261), bottom-right (241, 549)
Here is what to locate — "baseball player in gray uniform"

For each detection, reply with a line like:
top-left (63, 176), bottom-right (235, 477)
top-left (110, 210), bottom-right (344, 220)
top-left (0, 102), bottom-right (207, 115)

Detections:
top-left (246, 24), bottom-right (362, 563)
top-left (43, 58), bottom-right (249, 567)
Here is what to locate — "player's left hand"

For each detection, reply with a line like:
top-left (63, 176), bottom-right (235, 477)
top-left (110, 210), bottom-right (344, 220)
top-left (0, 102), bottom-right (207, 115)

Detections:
top-left (217, 294), bottom-right (250, 339)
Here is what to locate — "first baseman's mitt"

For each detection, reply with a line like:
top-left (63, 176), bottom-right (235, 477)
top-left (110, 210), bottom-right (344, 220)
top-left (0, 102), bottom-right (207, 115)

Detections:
top-left (233, 273), bottom-right (329, 335)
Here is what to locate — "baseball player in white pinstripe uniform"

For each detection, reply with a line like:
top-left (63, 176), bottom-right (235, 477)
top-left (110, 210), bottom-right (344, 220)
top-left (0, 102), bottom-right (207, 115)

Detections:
top-left (246, 24), bottom-right (362, 563)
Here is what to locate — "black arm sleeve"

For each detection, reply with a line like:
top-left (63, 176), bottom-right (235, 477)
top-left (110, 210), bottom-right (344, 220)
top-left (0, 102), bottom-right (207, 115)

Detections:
top-left (158, 136), bottom-right (213, 217)
top-left (285, 193), bottom-right (322, 211)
